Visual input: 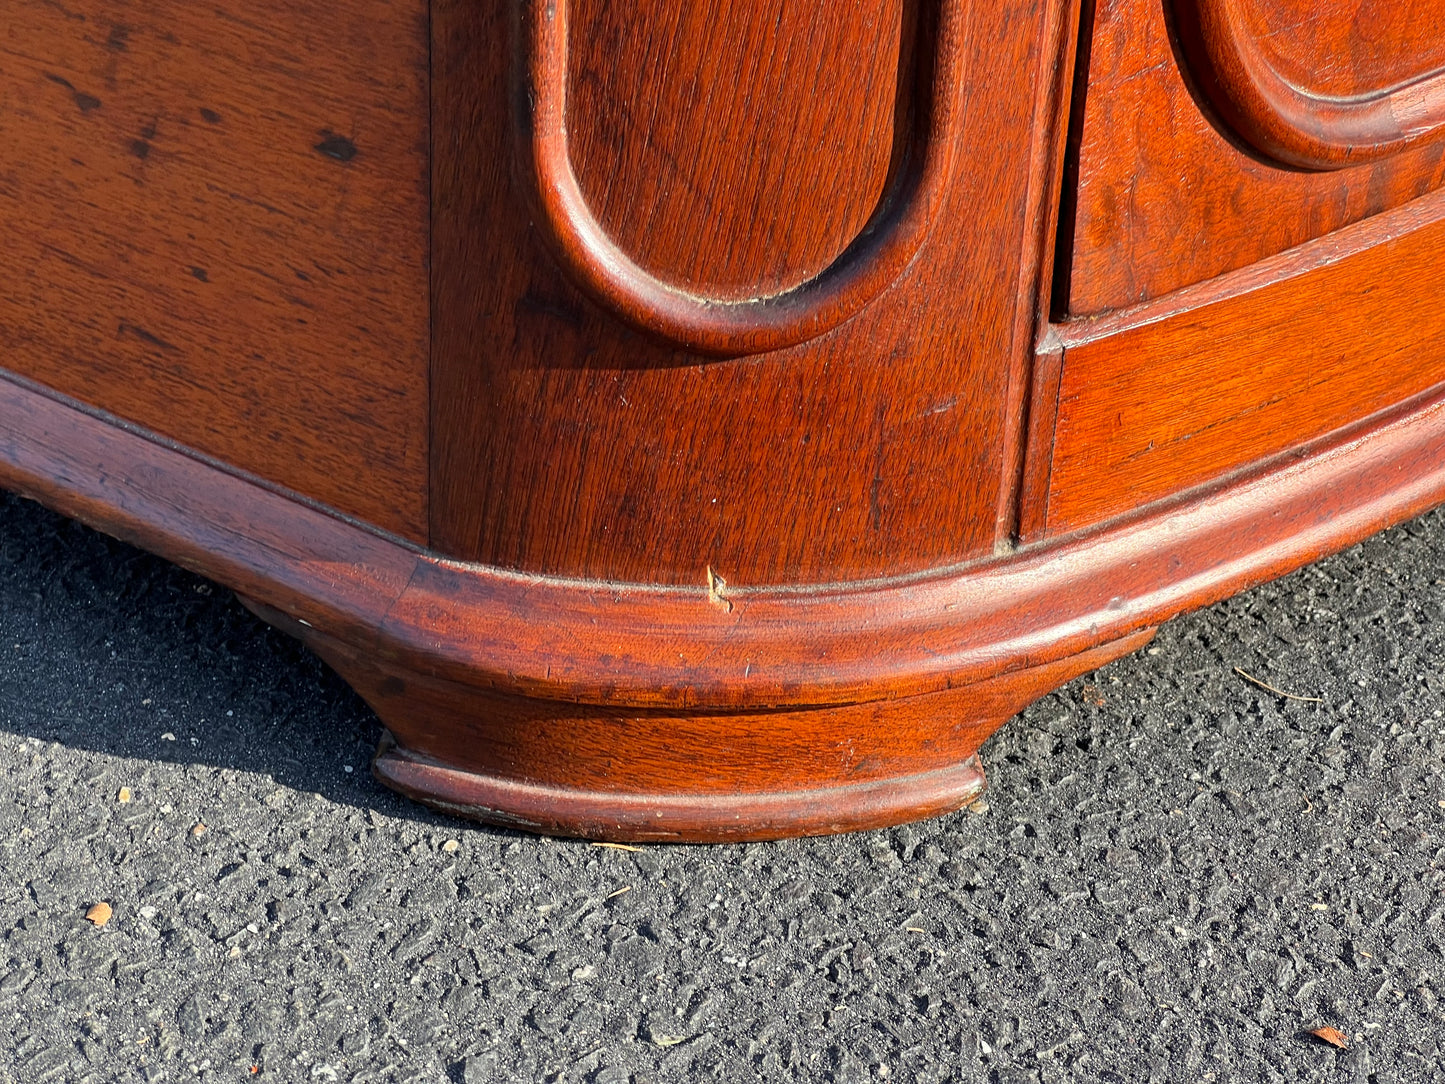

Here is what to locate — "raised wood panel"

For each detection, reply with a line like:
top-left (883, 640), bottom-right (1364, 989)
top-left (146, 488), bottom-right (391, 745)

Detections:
top-left (521, 0), bottom-right (965, 355)
top-left (1043, 194), bottom-right (1445, 534)
top-left (1061, 0), bottom-right (1445, 314)
top-left (567, 0), bottom-right (906, 298)
top-left (1235, 0), bottom-right (1445, 95)
top-left (0, 0), bottom-right (430, 540)
top-left (432, 0), bottom-right (1059, 585)
top-left (1173, 0), bottom-right (1445, 169)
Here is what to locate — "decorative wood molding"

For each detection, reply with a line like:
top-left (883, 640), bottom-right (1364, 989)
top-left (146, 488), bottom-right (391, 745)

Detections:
top-left (514, 0), bottom-right (967, 356)
top-left (7, 357), bottom-right (1445, 835)
top-left (1174, 0), bottom-right (1445, 170)
top-left (1042, 189), bottom-right (1445, 534)
top-left (371, 741), bottom-right (990, 843)
top-left (7, 366), bottom-right (1445, 712)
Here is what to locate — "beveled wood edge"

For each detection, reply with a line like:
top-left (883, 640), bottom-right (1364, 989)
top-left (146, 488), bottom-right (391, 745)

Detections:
top-left (994, 0), bottom-right (1082, 547)
top-left (3, 365), bottom-right (1445, 712)
top-left (514, 0), bottom-right (966, 356)
top-left (374, 738), bottom-right (987, 842)
top-left (1015, 329), bottom-right (1064, 544)
top-left (1056, 184), bottom-right (1445, 345)
top-left (1173, 0), bottom-right (1445, 170)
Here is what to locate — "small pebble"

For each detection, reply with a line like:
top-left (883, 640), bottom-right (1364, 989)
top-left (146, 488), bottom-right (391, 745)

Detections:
top-left (85, 902), bottom-right (112, 927)
top-left (117, 787), bottom-right (132, 803)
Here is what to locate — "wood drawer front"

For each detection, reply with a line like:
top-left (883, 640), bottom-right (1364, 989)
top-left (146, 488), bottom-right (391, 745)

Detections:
top-left (1060, 0), bottom-right (1445, 315)
top-left (1041, 194), bottom-right (1445, 535)
top-left (0, 0), bottom-right (430, 541)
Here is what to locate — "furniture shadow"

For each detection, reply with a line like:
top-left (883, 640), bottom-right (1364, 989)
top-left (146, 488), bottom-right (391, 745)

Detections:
top-left (0, 490), bottom-right (517, 835)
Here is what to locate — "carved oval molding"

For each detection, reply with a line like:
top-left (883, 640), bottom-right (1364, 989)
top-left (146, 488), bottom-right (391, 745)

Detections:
top-left (1173, 0), bottom-right (1445, 170)
top-left (514, 0), bottom-right (965, 357)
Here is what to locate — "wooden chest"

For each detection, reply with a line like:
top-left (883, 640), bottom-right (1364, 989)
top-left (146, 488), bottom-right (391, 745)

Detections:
top-left (3, 0), bottom-right (1443, 839)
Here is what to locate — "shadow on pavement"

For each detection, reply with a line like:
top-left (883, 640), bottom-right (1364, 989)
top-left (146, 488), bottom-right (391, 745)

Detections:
top-left (0, 489), bottom-right (493, 832)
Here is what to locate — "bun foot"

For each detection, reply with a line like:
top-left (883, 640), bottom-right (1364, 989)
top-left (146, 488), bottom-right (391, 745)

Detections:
top-left (239, 594), bottom-right (1151, 841)
top-left (372, 734), bottom-right (987, 843)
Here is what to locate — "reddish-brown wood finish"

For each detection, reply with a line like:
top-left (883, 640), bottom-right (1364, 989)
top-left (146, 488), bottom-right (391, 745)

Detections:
top-left (1061, 0), bottom-right (1445, 314)
top-left (291, 613), bottom-right (1150, 842)
top-left (996, 0), bottom-right (1085, 545)
top-left (1041, 191), bottom-right (1445, 535)
top-left (566, 0), bottom-right (907, 299)
top-left (1173, 0), bottom-right (1445, 170)
top-left (520, 0), bottom-right (963, 355)
top-left (374, 744), bottom-right (986, 844)
top-left (10, 359), bottom-right (1445, 835)
top-left (0, 0), bottom-right (431, 540)
top-left (9, 0), bottom-right (1445, 839)
top-left (1016, 332), bottom-right (1064, 543)
top-left (430, 0), bottom-right (1062, 584)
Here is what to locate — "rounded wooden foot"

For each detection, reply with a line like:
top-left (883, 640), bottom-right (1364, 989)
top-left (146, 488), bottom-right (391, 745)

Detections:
top-left (240, 595), bottom-right (1150, 841)
top-left (14, 363), bottom-right (1445, 843)
top-left (373, 733), bottom-right (987, 842)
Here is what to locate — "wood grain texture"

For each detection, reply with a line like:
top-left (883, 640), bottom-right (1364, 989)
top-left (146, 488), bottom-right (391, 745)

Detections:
top-left (298, 622), bottom-right (1150, 842)
top-left (1060, 0), bottom-right (1445, 314)
top-left (1173, 0), bottom-right (1445, 169)
top-left (347, 631), bottom-right (1141, 841)
top-left (10, 362), bottom-right (1445, 835)
top-left (0, 0), bottom-right (430, 539)
top-left (567, 0), bottom-right (907, 297)
top-left (1045, 192), bottom-right (1445, 534)
top-left (432, 0), bottom-right (1060, 584)
top-left (13, 0), bottom-right (1445, 839)
top-left (1223, 0), bottom-right (1445, 96)
top-left (11, 365), bottom-right (1445, 715)
top-left (14, 337), bottom-right (1445, 836)
top-left (995, 0), bottom-right (1083, 546)
top-left (516, 0), bottom-right (966, 355)
top-left (1015, 331), bottom-right (1063, 543)
top-left (376, 742), bottom-right (986, 843)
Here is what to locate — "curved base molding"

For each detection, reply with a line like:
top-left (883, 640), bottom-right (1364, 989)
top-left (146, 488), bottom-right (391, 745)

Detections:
top-left (373, 740), bottom-right (988, 843)
top-left (254, 606), bottom-right (1148, 841)
top-left (5, 373), bottom-right (1445, 837)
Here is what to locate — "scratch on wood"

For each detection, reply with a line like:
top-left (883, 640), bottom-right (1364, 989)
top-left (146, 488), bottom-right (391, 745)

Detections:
top-left (706, 566), bottom-right (732, 613)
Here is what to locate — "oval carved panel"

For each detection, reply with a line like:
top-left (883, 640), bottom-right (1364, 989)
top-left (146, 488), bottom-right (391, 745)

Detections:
top-left (514, 0), bottom-right (966, 356)
top-left (566, 0), bottom-right (906, 300)
top-left (1174, 0), bottom-right (1445, 169)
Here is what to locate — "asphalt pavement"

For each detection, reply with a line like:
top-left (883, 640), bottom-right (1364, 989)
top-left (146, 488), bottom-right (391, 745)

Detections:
top-left (0, 488), bottom-right (1441, 1083)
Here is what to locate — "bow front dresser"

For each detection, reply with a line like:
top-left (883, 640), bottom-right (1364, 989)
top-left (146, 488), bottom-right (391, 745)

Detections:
top-left (3, 0), bottom-right (1443, 839)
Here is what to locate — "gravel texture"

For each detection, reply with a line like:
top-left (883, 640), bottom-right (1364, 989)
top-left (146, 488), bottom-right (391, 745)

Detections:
top-left (0, 488), bottom-right (1442, 1083)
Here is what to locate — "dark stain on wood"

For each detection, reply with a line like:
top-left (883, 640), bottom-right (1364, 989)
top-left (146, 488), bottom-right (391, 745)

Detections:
top-left (117, 322), bottom-right (179, 353)
top-left (44, 71), bottom-right (101, 112)
top-left (9, 0), bottom-right (1445, 841)
top-left (314, 131), bottom-right (357, 163)
top-left (5, 0), bottom-right (430, 541)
